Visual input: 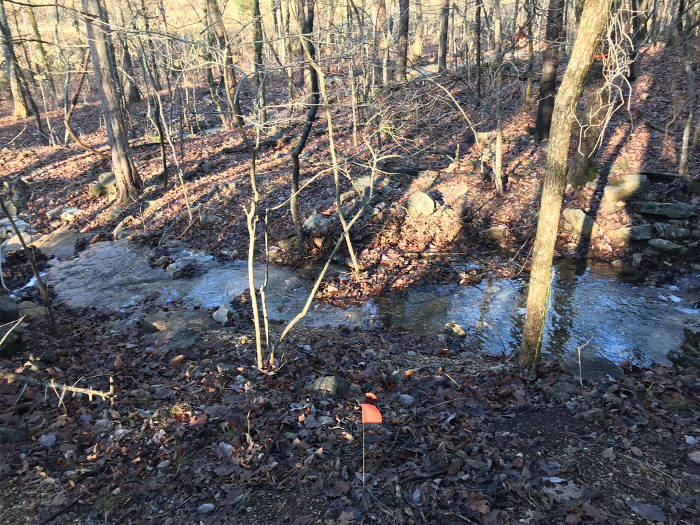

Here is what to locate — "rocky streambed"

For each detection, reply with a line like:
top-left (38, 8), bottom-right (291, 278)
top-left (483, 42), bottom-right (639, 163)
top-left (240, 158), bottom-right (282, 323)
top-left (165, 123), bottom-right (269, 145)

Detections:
top-left (42, 240), bottom-right (700, 367)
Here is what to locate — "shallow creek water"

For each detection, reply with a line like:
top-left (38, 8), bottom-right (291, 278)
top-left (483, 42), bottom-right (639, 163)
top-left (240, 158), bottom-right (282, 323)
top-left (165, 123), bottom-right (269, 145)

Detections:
top-left (46, 241), bottom-right (698, 365)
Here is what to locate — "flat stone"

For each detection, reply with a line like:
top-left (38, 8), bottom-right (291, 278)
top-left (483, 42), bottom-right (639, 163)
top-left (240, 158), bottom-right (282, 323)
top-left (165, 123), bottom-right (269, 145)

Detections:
top-left (563, 208), bottom-right (599, 237)
top-left (406, 191), bottom-right (436, 216)
top-left (0, 426), bottom-right (22, 443)
top-left (602, 174), bottom-right (647, 203)
top-left (88, 175), bottom-right (117, 198)
top-left (311, 375), bottom-right (350, 396)
top-left (653, 222), bottom-right (690, 241)
top-left (648, 238), bottom-right (687, 255)
top-left (482, 225), bottom-right (508, 242)
top-left (0, 295), bottom-right (19, 323)
top-left (0, 218), bottom-right (29, 239)
top-left (630, 201), bottom-right (697, 219)
top-left (212, 305), bottom-right (232, 325)
top-left (200, 213), bottom-right (223, 226)
top-left (2, 231), bottom-right (37, 253)
top-left (607, 224), bottom-right (653, 245)
top-left (60, 207), bottom-right (84, 222)
top-left (303, 214), bottom-right (334, 234)
top-left (32, 227), bottom-right (87, 261)
top-left (18, 301), bottom-right (44, 320)
top-left (398, 393), bottom-right (415, 406)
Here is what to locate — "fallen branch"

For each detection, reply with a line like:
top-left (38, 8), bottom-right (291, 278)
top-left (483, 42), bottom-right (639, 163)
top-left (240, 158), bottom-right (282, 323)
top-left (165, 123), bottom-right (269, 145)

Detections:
top-left (0, 371), bottom-right (115, 402)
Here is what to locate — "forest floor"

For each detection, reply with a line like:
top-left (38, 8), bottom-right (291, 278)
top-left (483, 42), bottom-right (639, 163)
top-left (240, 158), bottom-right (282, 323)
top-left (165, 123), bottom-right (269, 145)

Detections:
top-left (0, 43), bottom-right (698, 523)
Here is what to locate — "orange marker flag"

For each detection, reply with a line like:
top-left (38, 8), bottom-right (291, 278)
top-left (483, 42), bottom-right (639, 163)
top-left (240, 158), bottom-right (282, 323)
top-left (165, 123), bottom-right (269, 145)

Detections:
top-left (361, 403), bottom-right (382, 424)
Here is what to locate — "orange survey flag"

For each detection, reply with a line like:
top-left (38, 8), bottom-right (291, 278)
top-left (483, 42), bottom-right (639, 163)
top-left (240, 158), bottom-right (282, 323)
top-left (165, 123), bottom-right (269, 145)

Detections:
top-left (361, 403), bottom-right (382, 424)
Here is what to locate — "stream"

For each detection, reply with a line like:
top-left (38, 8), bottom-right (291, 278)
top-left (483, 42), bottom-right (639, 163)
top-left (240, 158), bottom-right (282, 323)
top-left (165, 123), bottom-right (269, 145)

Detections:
top-left (45, 241), bottom-right (699, 366)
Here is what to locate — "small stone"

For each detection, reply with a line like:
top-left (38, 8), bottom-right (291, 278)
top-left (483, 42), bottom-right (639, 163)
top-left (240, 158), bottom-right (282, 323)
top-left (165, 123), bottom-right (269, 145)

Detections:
top-left (406, 191), bottom-right (436, 216)
top-left (157, 459), bottom-right (170, 468)
top-left (40, 433), bottom-right (56, 447)
top-left (216, 363), bottom-right (235, 373)
top-left (601, 447), bottom-right (614, 459)
top-left (169, 354), bottom-right (185, 367)
top-left (482, 225), bottom-right (508, 242)
top-left (200, 213), bottom-right (223, 226)
top-left (689, 451), bottom-right (700, 465)
top-left (685, 435), bottom-right (697, 445)
top-left (581, 408), bottom-right (605, 423)
top-left (398, 394), bottom-right (415, 406)
top-left (563, 208), bottom-right (599, 237)
top-left (648, 238), bottom-right (688, 255)
top-left (631, 201), bottom-right (697, 219)
top-left (653, 222), bottom-right (690, 241)
top-left (218, 442), bottom-right (233, 458)
top-left (197, 503), bottom-right (215, 514)
top-left (60, 207), bottom-right (84, 222)
top-left (630, 446), bottom-right (643, 457)
top-left (311, 376), bottom-right (350, 396)
top-left (445, 321), bottom-right (466, 337)
top-left (212, 305), bottom-right (232, 325)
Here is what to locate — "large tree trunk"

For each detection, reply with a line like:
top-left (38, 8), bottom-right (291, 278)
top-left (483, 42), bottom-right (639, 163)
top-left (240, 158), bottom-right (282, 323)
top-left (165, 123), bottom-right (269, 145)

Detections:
top-left (438, 0), bottom-right (450, 72)
top-left (493, 0), bottom-right (504, 194)
top-left (475, 0), bottom-right (482, 98)
top-left (25, 1), bottom-right (56, 96)
top-left (535, 0), bottom-right (565, 141)
top-left (82, 0), bottom-right (142, 203)
top-left (396, 0), bottom-right (409, 80)
top-left (120, 37), bottom-right (141, 103)
top-left (253, 0), bottom-right (266, 121)
top-left (412, 0), bottom-right (424, 61)
top-left (569, 62), bottom-right (604, 187)
top-left (520, 0), bottom-right (612, 369)
top-left (0, 0), bottom-right (37, 119)
top-left (372, 0), bottom-right (388, 84)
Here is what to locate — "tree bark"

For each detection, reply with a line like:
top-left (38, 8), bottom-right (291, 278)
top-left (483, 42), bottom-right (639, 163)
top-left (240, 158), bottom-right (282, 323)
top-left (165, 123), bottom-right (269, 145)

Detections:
top-left (206, 0), bottom-right (241, 128)
top-left (396, 0), bottom-right (409, 80)
top-left (569, 62), bottom-right (604, 187)
top-left (438, 0), bottom-right (450, 72)
top-left (535, 0), bottom-right (565, 141)
top-left (412, 0), bottom-right (424, 61)
top-left (82, 0), bottom-right (142, 204)
top-left (0, 0), bottom-right (36, 119)
top-left (253, 0), bottom-right (266, 122)
top-left (520, 0), bottom-right (612, 369)
top-left (120, 37), bottom-right (141, 103)
top-left (372, 0), bottom-right (388, 84)
top-left (493, 0), bottom-right (504, 194)
top-left (475, 0), bottom-right (482, 98)
top-left (25, 0), bottom-right (55, 96)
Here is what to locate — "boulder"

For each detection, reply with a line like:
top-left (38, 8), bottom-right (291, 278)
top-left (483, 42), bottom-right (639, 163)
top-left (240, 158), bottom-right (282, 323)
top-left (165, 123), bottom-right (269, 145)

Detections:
top-left (668, 319), bottom-right (700, 367)
top-left (1, 231), bottom-right (37, 253)
top-left (406, 191), bottom-right (436, 216)
top-left (0, 218), bottom-right (29, 239)
top-left (653, 222), bottom-right (690, 241)
top-left (32, 227), bottom-right (87, 261)
top-left (311, 375), bottom-right (350, 396)
top-left (630, 201), bottom-right (697, 219)
top-left (303, 213), bottom-right (334, 234)
top-left (563, 208), bottom-right (599, 237)
top-left (648, 238), bottom-right (688, 255)
top-left (607, 224), bottom-right (653, 245)
top-left (482, 225), bottom-right (508, 242)
top-left (18, 301), bottom-right (44, 320)
top-left (88, 175), bottom-right (117, 198)
top-left (113, 215), bottom-right (138, 240)
top-left (200, 213), bottom-right (223, 226)
top-left (602, 174), bottom-right (647, 203)
top-left (60, 207), bottom-right (84, 223)
top-left (0, 295), bottom-right (19, 323)
top-left (212, 305), bottom-right (235, 325)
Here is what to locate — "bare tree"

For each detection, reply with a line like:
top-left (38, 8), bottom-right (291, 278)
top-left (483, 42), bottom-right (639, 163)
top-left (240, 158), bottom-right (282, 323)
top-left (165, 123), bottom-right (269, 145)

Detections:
top-left (535, 0), bottom-right (565, 141)
top-left (438, 0), bottom-right (451, 72)
top-left (396, 0), bottom-right (409, 80)
top-left (520, 0), bottom-right (613, 369)
top-left (82, 0), bottom-right (142, 203)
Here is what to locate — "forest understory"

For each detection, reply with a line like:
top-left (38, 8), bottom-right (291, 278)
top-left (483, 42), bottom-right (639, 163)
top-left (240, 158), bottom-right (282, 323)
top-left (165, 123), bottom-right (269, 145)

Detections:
top-left (0, 15), bottom-right (698, 524)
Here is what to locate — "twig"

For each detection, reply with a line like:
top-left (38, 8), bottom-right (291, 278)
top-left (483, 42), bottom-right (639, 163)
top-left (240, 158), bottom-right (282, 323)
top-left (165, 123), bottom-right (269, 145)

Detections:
top-left (0, 371), bottom-right (115, 402)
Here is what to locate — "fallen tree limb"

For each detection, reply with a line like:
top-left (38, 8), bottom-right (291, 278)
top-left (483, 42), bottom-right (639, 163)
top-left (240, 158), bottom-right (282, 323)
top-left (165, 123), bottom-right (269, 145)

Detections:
top-left (0, 371), bottom-right (115, 402)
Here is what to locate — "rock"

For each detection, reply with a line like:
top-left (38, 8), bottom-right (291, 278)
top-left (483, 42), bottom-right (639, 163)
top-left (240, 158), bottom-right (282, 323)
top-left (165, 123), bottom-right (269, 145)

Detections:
top-left (562, 352), bottom-right (623, 383)
top-left (0, 295), bottom-right (19, 323)
top-left (482, 225), bottom-right (508, 242)
top-left (632, 253), bottom-right (643, 266)
top-left (563, 208), bottom-right (599, 237)
top-left (104, 208), bottom-right (122, 222)
top-left (303, 213), bottom-right (333, 234)
top-left (549, 381), bottom-right (576, 402)
top-left (602, 174), bottom-right (647, 203)
top-left (398, 394), bottom-right (415, 406)
top-left (163, 328), bottom-right (201, 353)
top-left (0, 218), bottom-right (29, 239)
top-left (157, 459), bottom-right (170, 469)
top-left (0, 426), bottom-right (22, 443)
top-left (88, 175), bottom-right (117, 198)
top-left (18, 301), bottom-right (44, 320)
top-left (200, 213), bottom-right (223, 226)
top-left (60, 207), bottom-right (84, 223)
top-left (0, 325), bottom-right (22, 354)
top-left (218, 442), bottom-right (233, 458)
top-left (580, 408), bottom-right (605, 423)
top-left (197, 503), bottom-right (215, 514)
top-left (216, 363), bottom-right (235, 373)
top-left (445, 321), bottom-right (466, 337)
top-left (112, 215), bottom-right (138, 240)
top-left (311, 376), bottom-right (350, 396)
top-left (653, 222), bottom-right (690, 241)
top-left (40, 433), bottom-right (56, 447)
top-left (630, 201), bottom-right (697, 219)
top-left (406, 191), bottom-right (436, 216)
top-left (601, 447), bottom-right (614, 460)
top-left (212, 305), bottom-right (233, 325)
top-left (648, 238), bottom-right (688, 255)
top-left (2, 231), bottom-right (37, 253)
top-left (688, 451), bottom-right (700, 465)
top-left (681, 318), bottom-right (700, 358)
top-left (607, 224), bottom-right (653, 245)
top-left (166, 256), bottom-right (200, 278)
top-left (32, 227), bottom-right (87, 261)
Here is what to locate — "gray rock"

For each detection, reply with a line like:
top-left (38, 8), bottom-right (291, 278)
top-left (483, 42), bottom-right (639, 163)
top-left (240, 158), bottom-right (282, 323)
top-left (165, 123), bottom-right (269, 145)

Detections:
top-left (630, 201), bottom-right (697, 219)
top-left (60, 207), bottom-right (84, 222)
top-left (482, 225), bottom-right (508, 242)
top-left (112, 215), bottom-right (138, 240)
top-left (88, 175), bottom-right (117, 198)
top-left (648, 238), bottom-right (688, 255)
top-left (197, 503), bottom-right (215, 514)
top-left (562, 352), bottom-right (623, 383)
top-left (311, 375), bottom-right (350, 396)
top-left (0, 218), bottom-right (29, 239)
top-left (653, 222), bottom-right (690, 241)
top-left (303, 213), bottom-right (334, 234)
top-left (18, 301), bottom-right (44, 320)
top-left (406, 191), bottom-right (436, 216)
top-left (563, 208), bottom-right (599, 237)
top-left (688, 451), bottom-right (700, 465)
top-left (580, 408), bottom-right (605, 423)
top-left (607, 224), bottom-right (653, 245)
top-left (0, 295), bottom-right (19, 323)
top-left (2, 231), bottom-right (37, 253)
top-left (40, 433), bottom-right (56, 447)
top-left (549, 381), bottom-right (576, 402)
top-left (681, 318), bottom-right (700, 358)
top-left (0, 426), bottom-right (22, 443)
top-left (166, 256), bottom-right (200, 278)
top-left (212, 305), bottom-right (232, 325)
top-left (200, 213), bottom-right (223, 226)
top-left (32, 227), bottom-right (87, 261)
top-left (216, 363), bottom-right (235, 373)
top-left (398, 394), bottom-right (415, 406)
top-left (163, 328), bottom-right (201, 353)
top-left (602, 174), bottom-right (647, 203)
top-left (445, 321), bottom-right (466, 337)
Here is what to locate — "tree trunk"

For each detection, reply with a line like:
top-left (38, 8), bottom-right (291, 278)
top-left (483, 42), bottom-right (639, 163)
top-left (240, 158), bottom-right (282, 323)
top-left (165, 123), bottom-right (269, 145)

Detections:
top-left (475, 0), bottom-right (482, 98)
top-left (396, 0), bottom-right (409, 80)
top-left (82, 0), bottom-right (142, 204)
top-left (121, 38), bottom-right (141, 103)
top-left (679, 60), bottom-right (695, 177)
top-left (290, 0), bottom-right (319, 241)
top-left (25, 1), bottom-right (56, 96)
top-left (412, 0), bottom-right (424, 61)
top-left (569, 62), bottom-right (604, 187)
top-left (206, 0), bottom-right (241, 127)
top-left (493, 0), bottom-right (504, 194)
top-left (0, 0), bottom-right (36, 119)
top-left (535, 0), bottom-right (565, 141)
top-left (524, 0), bottom-right (535, 108)
top-left (253, 0), bottom-right (266, 122)
top-left (372, 0), bottom-right (388, 84)
top-left (438, 0), bottom-right (450, 72)
top-left (520, 0), bottom-right (612, 369)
